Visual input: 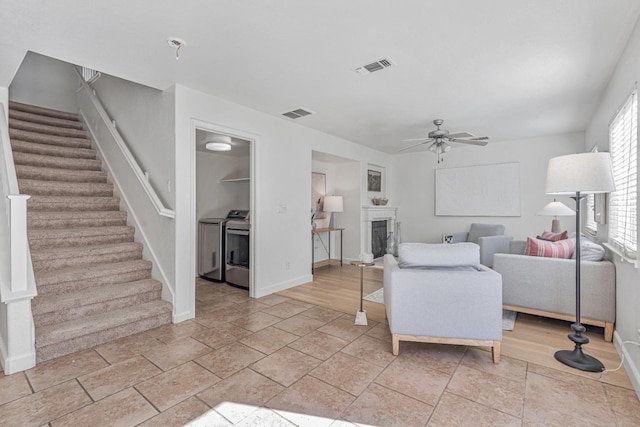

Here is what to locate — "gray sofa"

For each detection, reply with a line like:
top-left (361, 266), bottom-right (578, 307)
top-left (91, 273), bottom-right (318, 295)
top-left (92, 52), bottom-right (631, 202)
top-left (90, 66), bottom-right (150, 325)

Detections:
top-left (384, 244), bottom-right (502, 362)
top-left (493, 240), bottom-right (615, 342)
top-left (448, 223), bottom-right (512, 267)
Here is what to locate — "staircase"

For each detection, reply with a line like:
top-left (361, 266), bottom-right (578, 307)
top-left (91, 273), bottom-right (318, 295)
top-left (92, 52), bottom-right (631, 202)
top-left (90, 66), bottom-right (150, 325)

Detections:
top-left (8, 101), bottom-right (172, 363)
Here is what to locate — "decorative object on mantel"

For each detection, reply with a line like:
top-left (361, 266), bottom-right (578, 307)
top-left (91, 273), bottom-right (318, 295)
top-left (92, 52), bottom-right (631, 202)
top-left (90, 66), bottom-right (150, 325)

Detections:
top-left (371, 197), bottom-right (388, 205)
top-left (538, 199), bottom-right (575, 233)
top-left (546, 152), bottom-right (615, 372)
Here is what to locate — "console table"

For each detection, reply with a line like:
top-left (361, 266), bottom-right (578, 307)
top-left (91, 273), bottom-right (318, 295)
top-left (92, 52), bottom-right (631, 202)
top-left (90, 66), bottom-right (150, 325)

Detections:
top-left (312, 227), bottom-right (344, 273)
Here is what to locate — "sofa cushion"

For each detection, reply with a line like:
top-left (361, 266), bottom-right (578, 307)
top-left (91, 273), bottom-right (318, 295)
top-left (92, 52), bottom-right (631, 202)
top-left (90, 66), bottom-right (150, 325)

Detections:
top-left (571, 239), bottom-right (606, 262)
top-left (539, 230), bottom-right (568, 241)
top-left (398, 242), bottom-right (480, 269)
top-left (467, 223), bottom-right (505, 244)
top-left (524, 236), bottom-right (574, 258)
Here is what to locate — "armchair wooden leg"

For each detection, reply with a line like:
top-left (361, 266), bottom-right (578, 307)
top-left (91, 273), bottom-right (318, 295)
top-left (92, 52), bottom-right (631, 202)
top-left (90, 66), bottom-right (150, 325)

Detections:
top-left (604, 322), bottom-right (614, 343)
top-left (491, 341), bottom-right (501, 364)
top-left (392, 334), bottom-right (400, 356)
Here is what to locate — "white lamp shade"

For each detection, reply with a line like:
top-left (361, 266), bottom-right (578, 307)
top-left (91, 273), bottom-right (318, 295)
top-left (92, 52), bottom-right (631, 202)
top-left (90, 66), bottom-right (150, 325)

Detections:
top-left (546, 152), bottom-right (615, 195)
top-left (537, 200), bottom-right (575, 216)
top-left (323, 196), bottom-right (344, 212)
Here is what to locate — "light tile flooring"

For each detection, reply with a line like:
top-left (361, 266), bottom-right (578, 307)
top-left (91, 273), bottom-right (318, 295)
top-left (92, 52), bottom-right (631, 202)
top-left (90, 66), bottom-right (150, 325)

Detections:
top-left (0, 277), bottom-right (639, 426)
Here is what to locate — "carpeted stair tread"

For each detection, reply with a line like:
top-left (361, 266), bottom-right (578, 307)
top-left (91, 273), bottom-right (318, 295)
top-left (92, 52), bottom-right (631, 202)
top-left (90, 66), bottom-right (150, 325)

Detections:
top-left (18, 179), bottom-right (114, 197)
top-left (28, 225), bottom-right (135, 249)
top-left (35, 259), bottom-right (151, 288)
top-left (13, 151), bottom-right (102, 171)
top-left (27, 196), bottom-right (120, 212)
top-left (16, 164), bottom-right (108, 183)
top-left (32, 279), bottom-right (162, 317)
top-left (28, 210), bottom-right (127, 229)
top-left (35, 300), bottom-right (172, 360)
top-left (9, 101), bottom-right (80, 122)
top-left (9, 109), bottom-right (83, 130)
top-left (31, 242), bottom-right (143, 271)
top-left (9, 118), bottom-right (87, 139)
top-left (8, 101), bottom-right (173, 363)
top-left (11, 139), bottom-right (97, 159)
top-left (9, 128), bottom-right (92, 149)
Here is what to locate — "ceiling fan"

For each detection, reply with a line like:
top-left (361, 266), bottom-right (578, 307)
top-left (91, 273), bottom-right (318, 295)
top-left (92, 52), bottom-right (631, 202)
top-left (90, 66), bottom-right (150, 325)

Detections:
top-left (400, 119), bottom-right (489, 163)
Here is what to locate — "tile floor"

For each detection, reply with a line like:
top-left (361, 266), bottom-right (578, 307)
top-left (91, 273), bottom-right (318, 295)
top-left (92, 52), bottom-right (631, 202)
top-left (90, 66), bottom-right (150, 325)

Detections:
top-left (0, 278), bottom-right (639, 426)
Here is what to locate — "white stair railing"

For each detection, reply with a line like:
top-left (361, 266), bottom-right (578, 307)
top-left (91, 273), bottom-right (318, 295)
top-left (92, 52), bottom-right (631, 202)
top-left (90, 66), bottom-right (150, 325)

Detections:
top-left (72, 66), bottom-right (175, 218)
top-left (0, 102), bottom-right (37, 374)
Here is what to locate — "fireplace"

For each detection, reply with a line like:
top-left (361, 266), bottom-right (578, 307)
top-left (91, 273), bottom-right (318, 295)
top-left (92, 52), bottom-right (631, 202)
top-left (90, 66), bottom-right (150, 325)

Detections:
top-left (361, 205), bottom-right (397, 259)
top-left (371, 220), bottom-right (387, 259)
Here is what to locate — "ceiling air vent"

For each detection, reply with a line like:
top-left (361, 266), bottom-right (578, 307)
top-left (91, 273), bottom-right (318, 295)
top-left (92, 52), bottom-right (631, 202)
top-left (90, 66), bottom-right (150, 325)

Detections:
top-left (282, 108), bottom-right (314, 119)
top-left (355, 57), bottom-right (394, 75)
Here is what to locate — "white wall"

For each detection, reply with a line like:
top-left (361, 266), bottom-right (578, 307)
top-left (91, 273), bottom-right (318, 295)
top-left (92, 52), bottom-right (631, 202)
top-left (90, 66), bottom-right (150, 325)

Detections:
top-left (92, 73), bottom-right (176, 209)
top-left (9, 52), bottom-right (78, 113)
top-left (174, 84), bottom-right (390, 320)
top-left (311, 158), bottom-right (361, 263)
top-left (390, 133), bottom-right (585, 244)
top-left (585, 15), bottom-right (640, 397)
top-left (196, 152), bottom-right (250, 220)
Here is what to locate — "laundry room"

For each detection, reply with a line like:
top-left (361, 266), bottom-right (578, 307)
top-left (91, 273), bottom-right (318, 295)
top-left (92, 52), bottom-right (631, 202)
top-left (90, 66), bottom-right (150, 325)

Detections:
top-left (196, 129), bottom-right (251, 290)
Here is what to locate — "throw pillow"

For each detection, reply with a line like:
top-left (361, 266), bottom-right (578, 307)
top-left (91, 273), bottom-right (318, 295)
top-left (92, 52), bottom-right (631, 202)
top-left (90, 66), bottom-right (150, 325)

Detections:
top-left (571, 239), bottom-right (606, 262)
top-left (539, 230), bottom-right (568, 241)
top-left (524, 236), bottom-right (575, 258)
top-left (398, 242), bottom-right (480, 269)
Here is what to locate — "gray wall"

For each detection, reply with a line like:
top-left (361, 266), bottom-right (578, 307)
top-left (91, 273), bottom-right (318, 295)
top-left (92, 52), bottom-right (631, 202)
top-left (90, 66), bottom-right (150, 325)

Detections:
top-left (585, 14), bottom-right (640, 397)
top-left (9, 52), bottom-right (78, 113)
top-left (92, 74), bottom-right (175, 209)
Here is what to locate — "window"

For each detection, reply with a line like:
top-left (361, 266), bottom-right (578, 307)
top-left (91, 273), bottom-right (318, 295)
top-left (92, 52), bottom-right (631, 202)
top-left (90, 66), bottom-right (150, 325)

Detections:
top-left (584, 147), bottom-right (598, 234)
top-left (608, 89), bottom-right (637, 260)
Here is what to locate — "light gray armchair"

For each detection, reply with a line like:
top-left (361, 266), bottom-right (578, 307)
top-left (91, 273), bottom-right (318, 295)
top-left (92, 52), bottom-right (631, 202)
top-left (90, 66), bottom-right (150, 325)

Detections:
top-left (448, 223), bottom-right (512, 267)
top-left (383, 243), bottom-right (503, 363)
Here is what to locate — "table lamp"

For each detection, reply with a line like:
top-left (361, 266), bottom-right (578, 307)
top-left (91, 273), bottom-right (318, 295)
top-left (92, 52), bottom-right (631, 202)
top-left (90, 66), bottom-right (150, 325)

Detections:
top-left (537, 199), bottom-right (575, 232)
top-left (323, 196), bottom-right (344, 229)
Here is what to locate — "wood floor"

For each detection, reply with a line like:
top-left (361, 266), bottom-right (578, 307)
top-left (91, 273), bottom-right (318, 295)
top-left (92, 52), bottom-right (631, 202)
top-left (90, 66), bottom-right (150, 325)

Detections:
top-left (279, 262), bottom-right (634, 390)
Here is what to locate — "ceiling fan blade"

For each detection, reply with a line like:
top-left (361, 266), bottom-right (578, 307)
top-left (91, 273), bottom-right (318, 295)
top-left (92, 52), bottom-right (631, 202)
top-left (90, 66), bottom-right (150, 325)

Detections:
top-left (399, 140), bottom-right (432, 152)
top-left (447, 132), bottom-right (474, 138)
top-left (450, 138), bottom-right (489, 146)
top-left (402, 137), bottom-right (431, 142)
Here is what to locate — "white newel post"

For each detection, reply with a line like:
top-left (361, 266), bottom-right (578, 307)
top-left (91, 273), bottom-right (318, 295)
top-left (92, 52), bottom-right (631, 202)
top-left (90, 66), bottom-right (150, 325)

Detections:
top-left (1, 194), bottom-right (37, 374)
top-left (8, 195), bottom-right (30, 292)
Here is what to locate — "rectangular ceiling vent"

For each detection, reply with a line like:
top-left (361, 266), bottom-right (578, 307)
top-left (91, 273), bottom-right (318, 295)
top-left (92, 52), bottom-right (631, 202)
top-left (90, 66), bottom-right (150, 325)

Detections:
top-left (355, 58), bottom-right (394, 75)
top-left (282, 108), bottom-right (314, 119)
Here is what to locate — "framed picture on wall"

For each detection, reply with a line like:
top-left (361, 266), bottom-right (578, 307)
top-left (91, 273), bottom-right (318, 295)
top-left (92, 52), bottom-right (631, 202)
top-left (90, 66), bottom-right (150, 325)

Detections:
top-left (368, 169), bottom-right (382, 192)
top-left (312, 172), bottom-right (327, 219)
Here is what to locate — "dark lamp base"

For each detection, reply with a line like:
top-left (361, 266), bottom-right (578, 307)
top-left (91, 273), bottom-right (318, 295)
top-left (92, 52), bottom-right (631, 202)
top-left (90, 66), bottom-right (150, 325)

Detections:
top-left (555, 348), bottom-right (604, 372)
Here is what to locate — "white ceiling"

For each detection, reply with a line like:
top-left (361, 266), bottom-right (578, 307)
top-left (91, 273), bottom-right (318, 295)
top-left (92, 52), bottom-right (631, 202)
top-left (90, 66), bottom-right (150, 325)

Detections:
top-left (3, 0), bottom-right (640, 153)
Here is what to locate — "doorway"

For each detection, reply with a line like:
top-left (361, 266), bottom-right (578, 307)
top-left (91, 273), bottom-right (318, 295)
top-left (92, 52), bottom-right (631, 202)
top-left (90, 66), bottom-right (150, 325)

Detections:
top-left (193, 123), bottom-right (255, 297)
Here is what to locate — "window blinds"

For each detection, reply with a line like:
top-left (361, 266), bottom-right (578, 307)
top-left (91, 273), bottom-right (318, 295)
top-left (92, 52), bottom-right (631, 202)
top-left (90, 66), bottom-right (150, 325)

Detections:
top-left (608, 89), bottom-right (637, 259)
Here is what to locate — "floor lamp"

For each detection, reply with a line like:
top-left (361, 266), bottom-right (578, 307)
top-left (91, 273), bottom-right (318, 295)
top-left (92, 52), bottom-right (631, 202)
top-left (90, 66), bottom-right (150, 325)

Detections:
top-left (545, 152), bottom-right (615, 372)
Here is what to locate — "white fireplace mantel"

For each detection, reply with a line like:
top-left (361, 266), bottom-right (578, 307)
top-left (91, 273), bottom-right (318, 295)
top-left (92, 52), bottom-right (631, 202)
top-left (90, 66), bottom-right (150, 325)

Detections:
top-left (361, 205), bottom-right (398, 257)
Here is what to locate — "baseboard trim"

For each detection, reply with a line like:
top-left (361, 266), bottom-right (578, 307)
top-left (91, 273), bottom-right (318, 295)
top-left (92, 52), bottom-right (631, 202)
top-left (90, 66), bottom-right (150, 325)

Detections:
top-left (0, 339), bottom-right (35, 375)
top-left (614, 330), bottom-right (640, 399)
top-left (254, 274), bottom-right (313, 299)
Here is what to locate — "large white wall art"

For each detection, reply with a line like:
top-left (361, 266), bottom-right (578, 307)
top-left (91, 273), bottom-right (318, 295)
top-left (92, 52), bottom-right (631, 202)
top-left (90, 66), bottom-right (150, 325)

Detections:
top-left (435, 162), bottom-right (521, 216)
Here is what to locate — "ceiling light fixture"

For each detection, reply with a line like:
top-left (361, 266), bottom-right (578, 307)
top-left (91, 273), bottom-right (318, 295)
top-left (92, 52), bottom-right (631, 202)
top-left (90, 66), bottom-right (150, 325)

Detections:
top-left (167, 37), bottom-right (187, 60)
top-left (205, 135), bottom-right (232, 151)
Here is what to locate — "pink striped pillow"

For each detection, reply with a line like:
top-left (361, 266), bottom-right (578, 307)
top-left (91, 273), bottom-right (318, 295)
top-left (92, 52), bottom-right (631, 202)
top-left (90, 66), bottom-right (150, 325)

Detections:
top-left (524, 236), bottom-right (575, 258)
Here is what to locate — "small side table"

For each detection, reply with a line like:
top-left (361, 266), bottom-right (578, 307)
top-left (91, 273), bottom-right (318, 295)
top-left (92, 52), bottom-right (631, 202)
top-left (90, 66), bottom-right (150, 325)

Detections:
top-left (351, 261), bottom-right (374, 325)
